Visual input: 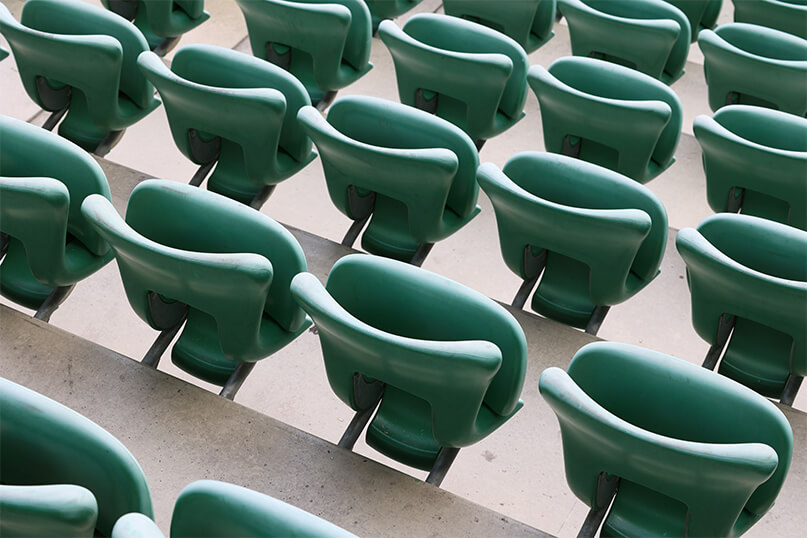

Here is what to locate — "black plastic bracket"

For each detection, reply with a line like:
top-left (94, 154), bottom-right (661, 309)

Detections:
top-left (415, 88), bottom-right (438, 114)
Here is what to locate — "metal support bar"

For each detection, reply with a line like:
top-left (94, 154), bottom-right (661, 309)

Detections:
top-left (577, 474), bottom-right (619, 538)
top-left (189, 160), bottom-right (217, 187)
top-left (512, 275), bottom-right (540, 309)
top-left (780, 375), bottom-right (804, 407)
top-left (33, 284), bottom-right (76, 323)
top-left (41, 106), bottom-right (69, 131)
top-left (577, 505), bottom-right (610, 538)
top-left (338, 402), bottom-right (381, 450)
top-left (141, 314), bottom-right (187, 368)
top-left (94, 130), bottom-right (125, 157)
top-left (315, 91), bottom-right (338, 112)
top-left (409, 243), bottom-right (434, 267)
top-left (249, 185), bottom-right (276, 210)
top-left (585, 305), bottom-right (611, 336)
top-left (425, 446), bottom-right (461, 487)
top-left (474, 139), bottom-right (486, 151)
top-left (219, 362), bottom-right (257, 400)
top-left (341, 216), bottom-right (370, 247)
top-left (702, 314), bottom-right (735, 370)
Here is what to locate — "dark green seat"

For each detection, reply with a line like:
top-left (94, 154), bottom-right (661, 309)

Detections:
top-left (663, 0), bottom-right (722, 41)
top-left (0, 0), bottom-right (161, 154)
top-left (699, 23), bottom-right (807, 115)
top-left (379, 13), bottom-right (529, 146)
top-left (111, 481), bottom-right (355, 538)
top-left (297, 95), bottom-right (481, 265)
top-left (443, 0), bottom-right (556, 53)
top-left (540, 341), bottom-right (793, 537)
top-left (365, 0), bottom-right (424, 32)
top-left (0, 378), bottom-right (153, 537)
top-left (478, 152), bottom-right (667, 333)
top-left (558, 0), bottom-right (691, 83)
top-left (733, 0), bottom-right (807, 39)
top-left (528, 56), bottom-right (682, 183)
top-left (677, 213), bottom-right (807, 404)
top-left (101, 0), bottom-right (210, 55)
top-left (0, 115), bottom-right (113, 321)
top-left (235, 0), bottom-right (373, 108)
top-left (138, 44), bottom-right (316, 206)
top-left (694, 105), bottom-right (807, 229)
top-left (290, 254), bottom-right (527, 485)
top-left (80, 180), bottom-right (311, 400)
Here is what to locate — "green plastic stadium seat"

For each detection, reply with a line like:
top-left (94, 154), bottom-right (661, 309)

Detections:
top-left (663, 0), bottom-right (722, 40)
top-left (558, 0), bottom-right (691, 83)
top-left (540, 341), bottom-right (793, 537)
top-left (528, 57), bottom-right (682, 183)
top-left (0, 0), bottom-right (161, 154)
top-left (111, 481), bottom-right (355, 538)
top-left (733, 0), bottom-right (807, 39)
top-left (297, 96), bottom-right (481, 265)
top-left (0, 116), bottom-right (113, 322)
top-left (101, 0), bottom-right (210, 56)
top-left (699, 23), bottom-right (807, 115)
top-left (365, 0), bottom-right (424, 32)
top-left (677, 214), bottom-right (807, 404)
top-left (478, 152), bottom-right (667, 333)
top-left (235, 0), bottom-right (373, 109)
top-left (694, 105), bottom-right (807, 228)
top-left (290, 254), bottom-right (527, 485)
top-left (80, 180), bottom-right (311, 400)
top-left (379, 13), bottom-right (529, 146)
top-left (138, 45), bottom-right (316, 207)
top-left (0, 378), bottom-right (153, 537)
top-left (443, 0), bottom-right (556, 53)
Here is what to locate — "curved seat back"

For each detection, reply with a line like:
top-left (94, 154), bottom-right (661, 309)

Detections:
top-left (443, 0), bottom-right (556, 53)
top-left (102, 0), bottom-right (209, 45)
top-left (139, 45), bottom-right (315, 203)
top-left (732, 0), bottom-right (807, 39)
top-left (662, 0), bottom-right (721, 40)
top-left (235, 0), bottom-right (372, 103)
top-left (0, 378), bottom-right (153, 536)
top-left (298, 96), bottom-right (480, 260)
top-left (559, 0), bottom-right (690, 83)
top-left (699, 23), bottom-right (807, 115)
top-left (379, 13), bottom-right (529, 141)
top-left (291, 254), bottom-right (527, 470)
top-left (528, 56), bottom-right (682, 183)
top-left (540, 341), bottom-right (793, 537)
top-left (694, 105), bottom-right (807, 229)
top-left (677, 214), bottom-right (807, 398)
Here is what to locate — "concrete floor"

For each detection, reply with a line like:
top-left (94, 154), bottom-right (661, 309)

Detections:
top-left (1, 0), bottom-right (804, 536)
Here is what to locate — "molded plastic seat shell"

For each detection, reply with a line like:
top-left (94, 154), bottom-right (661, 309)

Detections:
top-left (297, 96), bottom-right (481, 261)
top-left (101, 0), bottom-right (210, 50)
top-left (235, 0), bottom-right (373, 106)
top-left (478, 152), bottom-right (668, 329)
top-left (0, 0), bottom-right (161, 151)
top-left (540, 341), bottom-right (793, 537)
top-left (290, 254), bottom-right (527, 471)
top-left (0, 378), bottom-right (153, 537)
top-left (558, 0), bottom-right (691, 83)
top-left (698, 23), bottom-right (807, 115)
top-left (111, 480), bottom-right (356, 538)
top-left (662, 0), bottom-right (722, 41)
top-left (443, 0), bottom-right (556, 53)
top-left (0, 116), bottom-right (113, 310)
top-left (732, 0), bottom-right (807, 39)
top-left (694, 105), bottom-right (807, 229)
top-left (528, 56), bottom-right (682, 183)
top-left (80, 180), bottom-right (311, 386)
top-left (379, 13), bottom-right (529, 142)
top-left (138, 44), bottom-right (316, 204)
top-left (676, 214), bottom-right (807, 399)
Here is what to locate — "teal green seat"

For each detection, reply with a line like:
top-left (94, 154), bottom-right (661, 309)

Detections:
top-left (733, 0), bottom-right (807, 39)
top-left (0, 0), bottom-right (161, 154)
top-left (558, 0), bottom-right (691, 83)
top-left (297, 96), bottom-right (481, 264)
top-left (676, 214), bottom-right (807, 403)
top-left (138, 44), bottom-right (316, 206)
top-left (443, 0), bottom-right (556, 53)
top-left (290, 254), bottom-right (527, 484)
top-left (0, 115), bottom-right (113, 318)
top-left (80, 180), bottom-right (311, 399)
top-left (694, 105), bottom-right (807, 229)
top-left (0, 378), bottom-right (153, 537)
top-left (528, 56), bottom-right (682, 183)
top-left (379, 13), bottom-right (529, 145)
top-left (478, 152), bottom-right (667, 333)
top-left (365, 0), bottom-right (424, 32)
top-left (663, 0), bottom-right (722, 40)
top-left (101, 0), bottom-right (210, 55)
top-left (699, 23), bottom-right (807, 115)
top-left (235, 0), bottom-right (373, 107)
top-left (540, 341), bottom-right (793, 537)
top-left (112, 481), bottom-right (355, 538)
